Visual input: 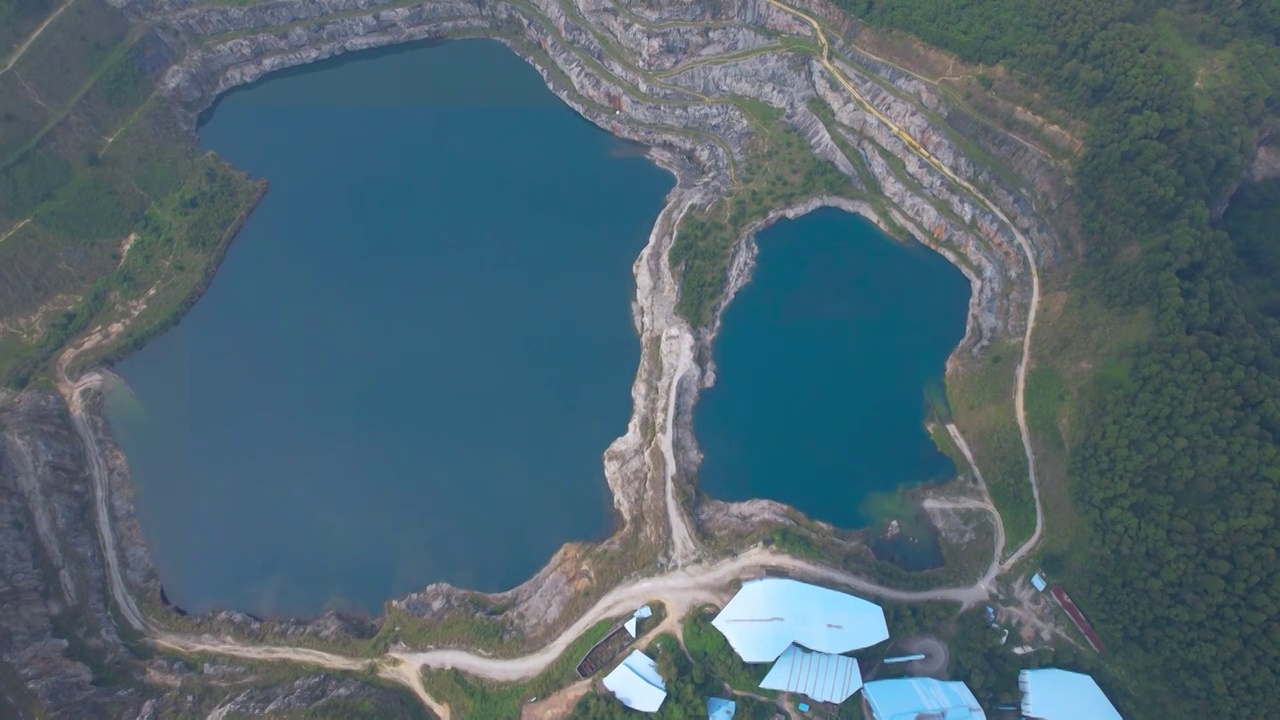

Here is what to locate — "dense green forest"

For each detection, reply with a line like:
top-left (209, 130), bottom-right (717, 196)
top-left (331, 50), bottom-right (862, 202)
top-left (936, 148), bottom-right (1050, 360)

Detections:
top-left (840, 0), bottom-right (1280, 716)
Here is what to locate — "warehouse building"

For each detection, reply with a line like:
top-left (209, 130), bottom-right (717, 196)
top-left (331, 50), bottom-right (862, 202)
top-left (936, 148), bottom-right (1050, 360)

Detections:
top-left (602, 649), bottom-right (667, 712)
top-left (711, 578), bottom-right (887, 705)
top-left (862, 677), bottom-right (986, 720)
top-left (712, 578), bottom-right (889, 663)
top-left (1019, 668), bottom-right (1122, 720)
top-left (759, 644), bottom-right (865, 703)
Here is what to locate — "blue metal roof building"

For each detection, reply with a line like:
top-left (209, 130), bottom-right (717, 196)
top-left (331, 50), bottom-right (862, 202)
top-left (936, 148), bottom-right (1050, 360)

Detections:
top-left (1019, 669), bottom-right (1122, 720)
top-left (862, 678), bottom-right (986, 720)
top-left (712, 578), bottom-right (889, 663)
top-left (602, 650), bottom-right (667, 713)
top-left (759, 645), bottom-right (864, 703)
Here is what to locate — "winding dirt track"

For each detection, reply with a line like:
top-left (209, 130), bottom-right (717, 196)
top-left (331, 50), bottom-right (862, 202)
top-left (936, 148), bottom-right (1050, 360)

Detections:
top-left (654, 196), bottom-right (701, 568)
top-left (46, 2), bottom-right (1047, 714)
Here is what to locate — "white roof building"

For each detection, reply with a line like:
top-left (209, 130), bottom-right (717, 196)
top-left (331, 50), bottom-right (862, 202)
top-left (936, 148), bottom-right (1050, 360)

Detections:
top-left (602, 650), bottom-right (667, 712)
top-left (712, 578), bottom-right (889, 663)
top-left (1019, 669), bottom-right (1122, 720)
top-left (862, 678), bottom-right (986, 720)
top-left (759, 645), bottom-right (864, 703)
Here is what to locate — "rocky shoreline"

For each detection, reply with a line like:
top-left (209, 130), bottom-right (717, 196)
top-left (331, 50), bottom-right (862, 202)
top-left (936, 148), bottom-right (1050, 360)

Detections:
top-left (2, 1), bottom-right (1072, 712)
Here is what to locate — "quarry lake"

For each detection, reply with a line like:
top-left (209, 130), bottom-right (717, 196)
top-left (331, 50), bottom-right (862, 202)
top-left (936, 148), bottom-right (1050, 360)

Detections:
top-left (106, 40), bottom-right (673, 616)
top-left (695, 208), bottom-right (971, 528)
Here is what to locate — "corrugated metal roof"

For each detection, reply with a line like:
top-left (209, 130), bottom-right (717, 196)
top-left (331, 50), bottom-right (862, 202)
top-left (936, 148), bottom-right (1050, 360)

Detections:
top-left (1019, 669), bottom-right (1122, 720)
top-left (862, 678), bottom-right (987, 720)
top-left (712, 578), bottom-right (889, 663)
top-left (759, 645), bottom-right (864, 703)
top-left (602, 650), bottom-right (667, 713)
top-left (707, 696), bottom-right (736, 720)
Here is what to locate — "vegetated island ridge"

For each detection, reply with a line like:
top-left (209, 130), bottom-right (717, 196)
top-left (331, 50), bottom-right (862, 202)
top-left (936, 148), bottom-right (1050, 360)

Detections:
top-left (0, 0), bottom-right (1275, 717)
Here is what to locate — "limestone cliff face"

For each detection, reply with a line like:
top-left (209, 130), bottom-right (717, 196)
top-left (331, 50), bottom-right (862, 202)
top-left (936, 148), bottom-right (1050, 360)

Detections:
top-left (6, 0), bottom-right (1071, 695)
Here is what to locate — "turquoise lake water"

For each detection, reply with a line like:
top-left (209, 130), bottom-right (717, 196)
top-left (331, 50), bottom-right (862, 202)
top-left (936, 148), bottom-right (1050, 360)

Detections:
top-left (106, 40), bottom-right (673, 616)
top-left (694, 208), bottom-right (971, 528)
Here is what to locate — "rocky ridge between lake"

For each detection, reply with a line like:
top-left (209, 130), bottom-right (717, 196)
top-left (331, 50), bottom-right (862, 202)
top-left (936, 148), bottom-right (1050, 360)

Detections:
top-left (3, 0), bottom-right (1072, 716)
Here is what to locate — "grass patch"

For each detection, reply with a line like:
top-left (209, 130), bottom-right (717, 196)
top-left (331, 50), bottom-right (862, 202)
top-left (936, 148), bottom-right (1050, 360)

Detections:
top-left (0, 218), bottom-right (115, 321)
top-left (681, 607), bottom-right (770, 695)
top-left (947, 342), bottom-right (1035, 553)
top-left (419, 618), bottom-right (616, 718)
top-left (568, 633), bottom-right (782, 719)
top-left (33, 165), bottom-right (150, 241)
top-left (371, 604), bottom-right (514, 656)
top-left (0, 73), bottom-right (53, 163)
top-left (729, 94), bottom-right (784, 128)
top-left (0, 143), bottom-right (74, 222)
top-left (0, 0), bottom-right (60, 56)
top-left (8, 0), bottom-right (130, 111)
top-left (2, 153), bottom-right (263, 386)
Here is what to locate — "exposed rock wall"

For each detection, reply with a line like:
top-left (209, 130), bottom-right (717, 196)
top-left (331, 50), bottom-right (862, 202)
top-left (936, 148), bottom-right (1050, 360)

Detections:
top-left (0, 392), bottom-right (138, 717)
top-left (0, 391), bottom-right (427, 719)
top-left (13, 0), bottom-right (1071, 673)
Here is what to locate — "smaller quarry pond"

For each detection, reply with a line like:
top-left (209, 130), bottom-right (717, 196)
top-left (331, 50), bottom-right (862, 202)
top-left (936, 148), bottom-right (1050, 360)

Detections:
top-left (694, 208), bottom-right (970, 528)
top-left (106, 40), bottom-right (672, 617)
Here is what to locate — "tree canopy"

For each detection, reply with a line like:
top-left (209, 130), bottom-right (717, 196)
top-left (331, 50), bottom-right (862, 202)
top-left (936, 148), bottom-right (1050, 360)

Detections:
top-left (836, 0), bottom-right (1280, 716)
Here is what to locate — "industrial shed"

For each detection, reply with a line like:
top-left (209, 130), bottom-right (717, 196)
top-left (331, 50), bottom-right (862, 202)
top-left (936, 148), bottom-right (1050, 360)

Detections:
top-left (712, 578), bottom-right (889, 663)
top-left (602, 650), bottom-right (667, 712)
top-left (1019, 668), bottom-right (1122, 720)
top-left (759, 645), bottom-right (864, 703)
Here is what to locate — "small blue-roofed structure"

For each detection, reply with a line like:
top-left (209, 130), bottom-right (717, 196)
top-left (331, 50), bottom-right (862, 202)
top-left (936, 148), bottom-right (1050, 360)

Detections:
top-left (862, 678), bottom-right (986, 720)
top-left (602, 650), bottom-right (667, 713)
top-left (1019, 669), bottom-right (1122, 720)
top-left (1031, 573), bottom-right (1048, 592)
top-left (798, 702), bottom-right (810, 712)
top-left (759, 645), bottom-right (864, 703)
top-left (707, 697), bottom-right (736, 720)
top-left (712, 578), bottom-right (889, 663)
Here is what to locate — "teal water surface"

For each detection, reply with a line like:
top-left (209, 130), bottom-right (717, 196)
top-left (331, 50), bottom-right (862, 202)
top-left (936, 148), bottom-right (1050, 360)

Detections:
top-left (694, 208), bottom-right (970, 528)
top-left (106, 40), bottom-right (672, 616)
